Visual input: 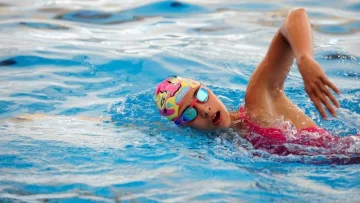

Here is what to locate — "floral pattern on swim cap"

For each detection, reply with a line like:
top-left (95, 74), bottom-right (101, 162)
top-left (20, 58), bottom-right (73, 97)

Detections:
top-left (154, 76), bottom-right (200, 121)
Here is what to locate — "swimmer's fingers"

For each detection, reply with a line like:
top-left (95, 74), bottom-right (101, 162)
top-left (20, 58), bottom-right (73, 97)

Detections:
top-left (322, 77), bottom-right (340, 95)
top-left (313, 82), bottom-right (337, 118)
top-left (318, 79), bottom-right (340, 108)
top-left (307, 90), bottom-right (327, 120)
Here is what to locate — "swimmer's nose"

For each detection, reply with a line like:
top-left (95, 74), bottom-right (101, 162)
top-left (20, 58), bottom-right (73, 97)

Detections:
top-left (194, 102), bottom-right (211, 119)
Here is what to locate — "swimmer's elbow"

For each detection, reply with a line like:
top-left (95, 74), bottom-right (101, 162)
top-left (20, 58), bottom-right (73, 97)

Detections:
top-left (286, 8), bottom-right (307, 24)
top-left (284, 8), bottom-right (307, 23)
top-left (289, 8), bottom-right (306, 15)
top-left (281, 8), bottom-right (309, 34)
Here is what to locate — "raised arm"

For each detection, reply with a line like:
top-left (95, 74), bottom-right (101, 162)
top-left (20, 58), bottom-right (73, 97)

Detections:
top-left (246, 8), bottom-right (340, 120)
top-left (282, 8), bottom-right (340, 119)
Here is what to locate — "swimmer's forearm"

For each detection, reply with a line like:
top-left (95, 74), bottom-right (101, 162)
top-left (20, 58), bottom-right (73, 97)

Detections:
top-left (280, 8), bottom-right (341, 119)
top-left (280, 8), bottom-right (313, 63)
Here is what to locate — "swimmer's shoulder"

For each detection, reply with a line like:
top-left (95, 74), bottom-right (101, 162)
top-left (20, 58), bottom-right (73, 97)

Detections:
top-left (239, 104), bottom-right (276, 128)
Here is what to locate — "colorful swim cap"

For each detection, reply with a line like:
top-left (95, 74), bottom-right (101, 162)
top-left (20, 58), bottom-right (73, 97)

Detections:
top-left (154, 76), bottom-right (200, 121)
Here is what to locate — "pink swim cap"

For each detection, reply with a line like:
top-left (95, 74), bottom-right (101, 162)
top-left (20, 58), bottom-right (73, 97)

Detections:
top-left (154, 76), bottom-right (200, 121)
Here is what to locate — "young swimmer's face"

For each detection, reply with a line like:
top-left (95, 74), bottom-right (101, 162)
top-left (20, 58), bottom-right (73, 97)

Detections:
top-left (177, 85), bottom-right (232, 131)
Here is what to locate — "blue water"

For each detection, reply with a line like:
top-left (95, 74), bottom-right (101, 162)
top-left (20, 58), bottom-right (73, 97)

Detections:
top-left (0, 0), bottom-right (359, 202)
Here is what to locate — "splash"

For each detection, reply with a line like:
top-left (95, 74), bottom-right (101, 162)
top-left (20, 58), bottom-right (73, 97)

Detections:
top-left (242, 118), bottom-right (360, 164)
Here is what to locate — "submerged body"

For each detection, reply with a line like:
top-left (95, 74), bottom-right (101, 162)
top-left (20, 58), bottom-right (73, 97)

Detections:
top-left (239, 106), bottom-right (359, 156)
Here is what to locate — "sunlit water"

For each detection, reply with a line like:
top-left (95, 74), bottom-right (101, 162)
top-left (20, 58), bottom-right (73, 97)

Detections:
top-left (0, 0), bottom-right (359, 202)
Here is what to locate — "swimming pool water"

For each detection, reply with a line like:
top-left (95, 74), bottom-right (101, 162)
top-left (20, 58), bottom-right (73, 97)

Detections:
top-left (0, 0), bottom-right (359, 202)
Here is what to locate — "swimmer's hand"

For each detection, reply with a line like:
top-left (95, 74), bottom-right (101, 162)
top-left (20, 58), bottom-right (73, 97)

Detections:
top-left (298, 55), bottom-right (340, 120)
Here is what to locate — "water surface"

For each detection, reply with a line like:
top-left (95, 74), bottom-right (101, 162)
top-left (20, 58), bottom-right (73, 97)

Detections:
top-left (0, 0), bottom-right (359, 202)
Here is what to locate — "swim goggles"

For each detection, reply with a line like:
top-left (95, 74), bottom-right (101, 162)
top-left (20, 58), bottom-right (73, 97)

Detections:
top-left (174, 86), bottom-right (209, 125)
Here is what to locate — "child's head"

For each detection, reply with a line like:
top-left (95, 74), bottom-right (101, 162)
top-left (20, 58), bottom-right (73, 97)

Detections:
top-left (154, 76), bottom-right (232, 131)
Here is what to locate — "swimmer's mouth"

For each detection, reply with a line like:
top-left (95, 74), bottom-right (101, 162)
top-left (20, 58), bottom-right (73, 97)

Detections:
top-left (212, 111), bottom-right (221, 125)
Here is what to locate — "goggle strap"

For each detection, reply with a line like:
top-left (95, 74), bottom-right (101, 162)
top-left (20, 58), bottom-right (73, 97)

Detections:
top-left (190, 97), bottom-right (198, 107)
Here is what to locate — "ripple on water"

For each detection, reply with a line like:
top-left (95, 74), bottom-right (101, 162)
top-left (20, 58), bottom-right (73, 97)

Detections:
top-left (287, 0), bottom-right (340, 7)
top-left (19, 22), bottom-right (69, 30)
top-left (0, 21), bottom-right (69, 30)
top-left (0, 55), bottom-right (81, 67)
top-left (323, 53), bottom-right (357, 60)
top-left (314, 21), bottom-right (360, 35)
top-left (55, 1), bottom-right (209, 24)
top-left (0, 101), bottom-right (17, 115)
top-left (344, 2), bottom-right (360, 12)
top-left (307, 11), bottom-right (333, 18)
top-left (224, 2), bottom-right (282, 11)
top-left (0, 58), bottom-right (16, 66)
top-left (190, 26), bottom-right (236, 35)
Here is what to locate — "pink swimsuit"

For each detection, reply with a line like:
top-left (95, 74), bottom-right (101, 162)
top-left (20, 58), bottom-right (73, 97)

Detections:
top-left (239, 106), bottom-right (359, 156)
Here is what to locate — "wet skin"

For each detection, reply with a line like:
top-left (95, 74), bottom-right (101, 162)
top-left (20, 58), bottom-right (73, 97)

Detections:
top-left (177, 85), bottom-right (233, 131)
top-left (176, 9), bottom-right (341, 132)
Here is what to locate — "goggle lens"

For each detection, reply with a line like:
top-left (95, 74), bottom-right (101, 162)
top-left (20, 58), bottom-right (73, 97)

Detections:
top-left (197, 87), bottom-right (208, 102)
top-left (176, 86), bottom-right (209, 124)
top-left (182, 107), bottom-right (197, 122)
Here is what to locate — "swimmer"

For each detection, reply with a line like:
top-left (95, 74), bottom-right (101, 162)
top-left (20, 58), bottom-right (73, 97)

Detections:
top-left (154, 8), bottom-right (359, 155)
